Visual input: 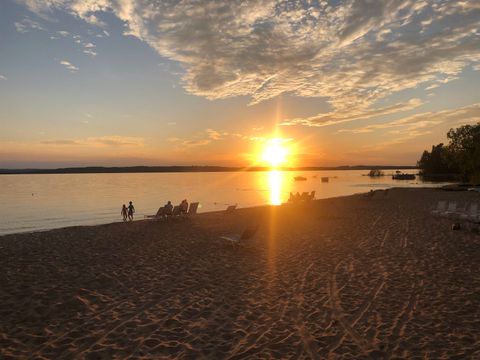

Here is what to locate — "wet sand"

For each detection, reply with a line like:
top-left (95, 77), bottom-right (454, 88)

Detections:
top-left (1, 188), bottom-right (479, 359)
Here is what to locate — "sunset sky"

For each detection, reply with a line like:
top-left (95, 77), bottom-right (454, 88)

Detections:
top-left (1, 0), bottom-right (479, 168)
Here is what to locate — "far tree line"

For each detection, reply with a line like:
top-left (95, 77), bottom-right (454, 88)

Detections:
top-left (418, 122), bottom-right (480, 183)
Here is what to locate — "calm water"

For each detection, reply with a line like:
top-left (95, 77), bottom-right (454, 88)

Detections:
top-left (0, 170), bottom-right (449, 235)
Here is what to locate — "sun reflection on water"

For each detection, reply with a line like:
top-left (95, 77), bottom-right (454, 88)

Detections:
top-left (268, 170), bottom-right (285, 205)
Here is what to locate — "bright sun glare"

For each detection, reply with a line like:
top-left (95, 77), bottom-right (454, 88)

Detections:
top-left (261, 138), bottom-right (289, 167)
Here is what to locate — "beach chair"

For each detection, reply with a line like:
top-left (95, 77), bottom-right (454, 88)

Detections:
top-left (431, 201), bottom-right (446, 215)
top-left (441, 201), bottom-right (457, 217)
top-left (145, 207), bottom-right (166, 220)
top-left (170, 205), bottom-right (181, 218)
top-left (220, 226), bottom-right (259, 247)
top-left (225, 204), bottom-right (237, 214)
top-left (460, 203), bottom-right (479, 222)
top-left (186, 202), bottom-right (199, 216)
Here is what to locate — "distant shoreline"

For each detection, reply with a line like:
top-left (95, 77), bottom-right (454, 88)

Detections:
top-left (0, 165), bottom-right (417, 175)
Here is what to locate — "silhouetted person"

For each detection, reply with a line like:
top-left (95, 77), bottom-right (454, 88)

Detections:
top-left (121, 204), bottom-right (128, 222)
top-left (127, 201), bottom-right (135, 221)
top-left (164, 201), bottom-right (173, 216)
top-left (180, 199), bottom-right (188, 214)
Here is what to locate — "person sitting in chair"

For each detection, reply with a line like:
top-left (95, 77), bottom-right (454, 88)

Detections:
top-left (164, 201), bottom-right (173, 216)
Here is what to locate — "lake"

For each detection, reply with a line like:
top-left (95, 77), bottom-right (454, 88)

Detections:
top-left (0, 170), bottom-right (448, 235)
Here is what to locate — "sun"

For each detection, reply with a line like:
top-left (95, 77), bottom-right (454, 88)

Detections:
top-left (261, 138), bottom-right (289, 167)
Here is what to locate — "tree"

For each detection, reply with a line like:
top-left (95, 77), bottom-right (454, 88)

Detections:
top-left (418, 122), bottom-right (480, 182)
top-left (446, 123), bottom-right (480, 181)
top-left (417, 143), bottom-right (453, 174)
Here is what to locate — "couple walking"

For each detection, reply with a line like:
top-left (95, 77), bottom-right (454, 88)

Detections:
top-left (121, 201), bottom-right (135, 222)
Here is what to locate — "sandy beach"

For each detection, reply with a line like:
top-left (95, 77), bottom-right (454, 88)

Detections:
top-left (1, 188), bottom-right (479, 359)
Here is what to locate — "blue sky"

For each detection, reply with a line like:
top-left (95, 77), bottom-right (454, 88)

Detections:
top-left (0, 0), bottom-right (479, 168)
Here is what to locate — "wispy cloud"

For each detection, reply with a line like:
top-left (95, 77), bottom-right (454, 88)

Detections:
top-left (14, 17), bottom-right (45, 33)
top-left (51, 30), bottom-right (98, 57)
top-left (40, 136), bottom-right (144, 147)
top-left (339, 103), bottom-right (480, 149)
top-left (40, 139), bottom-right (80, 145)
top-left (281, 99), bottom-right (424, 128)
top-left (59, 60), bottom-right (79, 73)
top-left (16, 1), bottom-right (480, 117)
top-left (0, 74), bottom-right (7, 81)
top-left (86, 136), bottom-right (144, 147)
top-left (168, 128), bottom-right (232, 148)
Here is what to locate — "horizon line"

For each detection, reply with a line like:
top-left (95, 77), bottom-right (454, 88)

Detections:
top-left (0, 164), bottom-right (418, 175)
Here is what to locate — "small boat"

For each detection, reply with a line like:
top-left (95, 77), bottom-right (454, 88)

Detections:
top-left (392, 173), bottom-right (415, 180)
top-left (294, 176), bottom-right (307, 181)
top-left (321, 177), bottom-right (329, 183)
top-left (366, 169), bottom-right (384, 177)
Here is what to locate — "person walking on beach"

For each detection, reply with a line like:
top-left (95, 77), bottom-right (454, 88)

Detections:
top-left (127, 201), bottom-right (135, 221)
top-left (121, 204), bottom-right (128, 222)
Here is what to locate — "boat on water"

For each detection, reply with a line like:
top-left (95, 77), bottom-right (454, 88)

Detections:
top-left (366, 169), bottom-right (385, 177)
top-left (294, 176), bottom-right (307, 181)
top-left (392, 172), bottom-right (415, 180)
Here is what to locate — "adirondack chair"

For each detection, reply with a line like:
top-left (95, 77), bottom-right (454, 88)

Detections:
top-left (431, 201), bottom-right (446, 215)
top-left (225, 204), bottom-right (237, 214)
top-left (145, 207), bottom-right (166, 220)
top-left (220, 225), bottom-right (259, 247)
top-left (186, 202), bottom-right (199, 216)
top-left (460, 203), bottom-right (479, 222)
top-left (441, 201), bottom-right (457, 217)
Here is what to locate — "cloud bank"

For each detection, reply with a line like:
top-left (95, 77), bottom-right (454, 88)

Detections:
top-left (16, 0), bottom-right (480, 114)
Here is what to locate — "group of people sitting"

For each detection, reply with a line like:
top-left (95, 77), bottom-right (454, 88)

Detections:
top-left (288, 191), bottom-right (315, 203)
top-left (162, 199), bottom-right (189, 216)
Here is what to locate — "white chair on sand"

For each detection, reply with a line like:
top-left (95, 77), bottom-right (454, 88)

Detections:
top-left (431, 201), bottom-right (446, 215)
top-left (460, 203), bottom-right (479, 222)
top-left (186, 202), bottom-right (199, 216)
top-left (220, 226), bottom-right (259, 247)
top-left (441, 202), bottom-right (457, 217)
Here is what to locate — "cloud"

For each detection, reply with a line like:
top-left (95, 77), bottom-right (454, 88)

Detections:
top-left (16, 1), bottom-right (480, 114)
top-left (338, 103), bottom-right (480, 139)
top-left (40, 139), bottom-right (80, 145)
top-left (14, 17), bottom-right (46, 33)
top-left (83, 48), bottom-right (97, 57)
top-left (0, 74), bottom-right (7, 81)
top-left (281, 98), bottom-right (424, 127)
top-left (59, 60), bottom-right (79, 72)
top-left (40, 136), bottom-right (144, 147)
top-left (53, 30), bottom-right (98, 57)
top-left (168, 128), bottom-right (234, 148)
top-left (85, 136), bottom-right (144, 147)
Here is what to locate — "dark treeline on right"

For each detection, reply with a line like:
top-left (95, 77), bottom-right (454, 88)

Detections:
top-left (418, 123), bottom-right (480, 183)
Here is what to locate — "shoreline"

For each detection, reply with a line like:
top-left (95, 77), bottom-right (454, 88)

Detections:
top-left (1, 188), bottom-right (479, 358)
top-left (0, 187), bottom-right (442, 238)
top-left (0, 165), bottom-right (418, 175)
